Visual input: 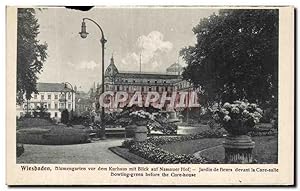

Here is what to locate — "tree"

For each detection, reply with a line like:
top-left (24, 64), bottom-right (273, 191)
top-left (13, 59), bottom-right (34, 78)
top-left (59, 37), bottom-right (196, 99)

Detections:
top-left (180, 9), bottom-right (278, 108)
top-left (17, 8), bottom-right (47, 104)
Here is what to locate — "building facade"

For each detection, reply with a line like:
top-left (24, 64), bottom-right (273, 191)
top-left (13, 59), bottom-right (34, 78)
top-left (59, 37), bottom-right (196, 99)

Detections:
top-left (89, 56), bottom-right (193, 112)
top-left (17, 83), bottom-right (76, 119)
top-left (75, 91), bottom-right (94, 116)
top-left (103, 56), bottom-right (192, 93)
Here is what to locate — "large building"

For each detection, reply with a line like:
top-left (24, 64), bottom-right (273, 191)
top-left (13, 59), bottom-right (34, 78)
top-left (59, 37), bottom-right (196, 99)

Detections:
top-left (89, 56), bottom-right (192, 113)
top-left (104, 56), bottom-right (183, 94)
top-left (17, 83), bottom-right (76, 119)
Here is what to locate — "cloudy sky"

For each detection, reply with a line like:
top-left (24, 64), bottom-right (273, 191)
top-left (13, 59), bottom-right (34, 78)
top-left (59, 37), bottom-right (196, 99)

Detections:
top-left (35, 7), bottom-right (217, 92)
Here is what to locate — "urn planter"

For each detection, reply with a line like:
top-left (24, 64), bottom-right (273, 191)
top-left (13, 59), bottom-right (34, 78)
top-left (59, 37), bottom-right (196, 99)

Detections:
top-left (223, 134), bottom-right (255, 164)
top-left (134, 126), bottom-right (148, 142)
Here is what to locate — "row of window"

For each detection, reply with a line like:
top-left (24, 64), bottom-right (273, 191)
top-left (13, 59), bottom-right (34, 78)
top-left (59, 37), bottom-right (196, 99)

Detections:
top-left (115, 79), bottom-right (169, 84)
top-left (105, 85), bottom-right (175, 92)
top-left (23, 102), bottom-right (72, 110)
top-left (33, 92), bottom-right (73, 100)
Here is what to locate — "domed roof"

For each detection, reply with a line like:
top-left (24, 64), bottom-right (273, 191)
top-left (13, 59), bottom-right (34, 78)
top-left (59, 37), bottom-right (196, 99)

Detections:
top-left (105, 56), bottom-right (119, 77)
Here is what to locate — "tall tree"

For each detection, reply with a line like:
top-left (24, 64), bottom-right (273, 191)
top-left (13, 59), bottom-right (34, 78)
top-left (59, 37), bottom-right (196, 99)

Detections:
top-left (180, 9), bottom-right (278, 107)
top-left (17, 8), bottom-right (47, 104)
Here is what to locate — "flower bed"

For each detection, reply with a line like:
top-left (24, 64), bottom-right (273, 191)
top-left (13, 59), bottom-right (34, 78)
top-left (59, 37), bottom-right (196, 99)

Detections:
top-left (122, 129), bottom-right (225, 164)
top-left (121, 124), bottom-right (276, 164)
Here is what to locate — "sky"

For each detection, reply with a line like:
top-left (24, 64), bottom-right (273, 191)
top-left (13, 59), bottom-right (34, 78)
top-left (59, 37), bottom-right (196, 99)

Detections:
top-left (35, 7), bottom-right (217, 92)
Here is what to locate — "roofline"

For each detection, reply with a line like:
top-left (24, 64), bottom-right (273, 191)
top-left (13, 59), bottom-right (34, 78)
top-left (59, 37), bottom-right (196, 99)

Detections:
top-left (118, 71), bottom-right (180, 76)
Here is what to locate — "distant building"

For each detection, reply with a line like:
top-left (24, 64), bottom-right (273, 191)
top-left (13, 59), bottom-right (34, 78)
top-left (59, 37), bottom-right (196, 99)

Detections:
top-left (16, 83), bottom-right (76, 119)
top-left (104, 56), bottom-right (183, 94)
top-left (75, 91), bottom-right (94, 116)
top-left (89, 56), bottom-right (193, 113)
top-left (166, 62), bottom-right (184, 75)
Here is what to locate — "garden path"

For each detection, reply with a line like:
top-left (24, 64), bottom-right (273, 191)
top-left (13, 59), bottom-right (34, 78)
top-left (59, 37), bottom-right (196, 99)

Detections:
top-left (17, 138), bottom-right (130, 164)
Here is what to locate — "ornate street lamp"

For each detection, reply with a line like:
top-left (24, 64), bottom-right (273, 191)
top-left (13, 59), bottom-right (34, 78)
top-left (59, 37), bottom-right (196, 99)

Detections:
top-left (79, 18), bottom-right (107, 139)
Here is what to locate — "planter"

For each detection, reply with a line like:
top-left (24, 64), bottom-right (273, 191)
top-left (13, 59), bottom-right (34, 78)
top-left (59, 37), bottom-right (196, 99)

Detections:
top-left (125, 125), bottom-right (137, 138)
top-left (135, 120), bottom-right (148, 126)
top-left (223, 120), bottom-right (253, 136)
top-left (134, 126), bottom-right (148, 142)
top-left (223, 135), bottom-right (255, 164)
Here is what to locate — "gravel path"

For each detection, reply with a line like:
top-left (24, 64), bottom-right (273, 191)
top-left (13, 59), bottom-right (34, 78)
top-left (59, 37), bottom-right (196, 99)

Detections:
top-left (17, 138), bottom-right (130, 164)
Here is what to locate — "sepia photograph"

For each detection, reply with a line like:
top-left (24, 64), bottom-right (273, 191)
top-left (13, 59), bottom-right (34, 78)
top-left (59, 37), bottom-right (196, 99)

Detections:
top-left (6, 5), bottom-right (294, 186)
top-left (15, 7), bottom-right (279, 165)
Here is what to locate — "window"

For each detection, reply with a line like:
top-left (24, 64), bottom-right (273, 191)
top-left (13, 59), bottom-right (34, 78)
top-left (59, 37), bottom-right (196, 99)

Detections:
top-left (155, 81), bottom-right (157, 84)
top-left (149, 87), bottom-right (152, 91)
top-left (125, 80), bottom-right (128, 83)
top-left (48, 94), bottom-right (51, 100)
top-left (54, 112), bottom-right (58, 117)
top-left (55, 94), bottom-right (58, 99)
top-left (163, 81), bottom-right (166, 83)
top-left (68, 103), bottom-right (71, 109)
top-left (156, 86), bottom-right (159, 91)
top-left (59, 103), bottom-right (64, 109)
top-left (68, 93), bottom-right (71, 100)
top-left (34, 94), bottom-right (37, 99)
top-left (54, 103), bottom-right (58, 109)
top-left (117, 86), bottom-right (119, 91)
top-left (48, 103), bottom-right (51, 109)
top-left (133, 80), bottom-right (135, 83)
top-left (147, 80), bottom-right (150, 83)
top-left (41, 95), bottom-right (44, 100)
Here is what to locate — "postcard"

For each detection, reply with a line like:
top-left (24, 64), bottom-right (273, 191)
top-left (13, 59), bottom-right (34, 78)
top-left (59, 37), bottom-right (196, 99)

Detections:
top-left (6, 6), bottom-right (294, 185)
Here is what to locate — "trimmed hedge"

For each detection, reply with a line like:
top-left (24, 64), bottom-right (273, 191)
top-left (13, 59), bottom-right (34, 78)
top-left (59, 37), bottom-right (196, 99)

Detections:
top-left (17, 126), bottom-right (90, 145)
top-left (17, 144), bottom-right (24, 157)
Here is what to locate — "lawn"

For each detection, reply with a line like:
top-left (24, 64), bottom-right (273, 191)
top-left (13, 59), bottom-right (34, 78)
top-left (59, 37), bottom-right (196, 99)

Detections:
top-left (159, 136), bottom-right (278, 164)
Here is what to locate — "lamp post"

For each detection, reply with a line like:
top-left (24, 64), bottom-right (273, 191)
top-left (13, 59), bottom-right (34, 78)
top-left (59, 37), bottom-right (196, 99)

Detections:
top-left (62, 82), bottom-right (74, 119)
top-left (60, 89), bottom-right (68, 124)
top-left (79, 18), bottom-right (107, 139)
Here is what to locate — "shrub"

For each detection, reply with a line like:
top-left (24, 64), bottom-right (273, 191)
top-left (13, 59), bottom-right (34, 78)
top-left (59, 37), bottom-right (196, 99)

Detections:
top-left (61, 109), bottom-right (69, 124)
top-left (16, 143), bottom-right (24, 157)
top-left (32, 105), bottom-right (51, 119)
